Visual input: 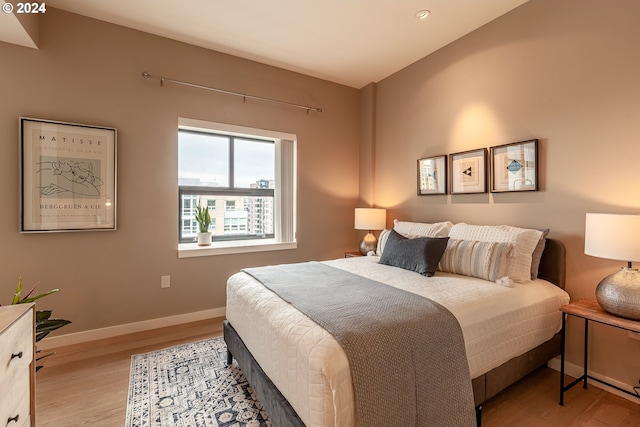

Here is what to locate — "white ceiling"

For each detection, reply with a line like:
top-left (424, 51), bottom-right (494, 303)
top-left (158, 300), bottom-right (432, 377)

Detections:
top-left (5, 0), bottom-right (528, 88)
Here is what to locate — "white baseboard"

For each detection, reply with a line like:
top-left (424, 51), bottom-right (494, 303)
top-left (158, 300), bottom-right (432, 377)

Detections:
top-left (547, 356), bottom-right (640, 404)
top-left (38, 306), bottom-right (226, 350)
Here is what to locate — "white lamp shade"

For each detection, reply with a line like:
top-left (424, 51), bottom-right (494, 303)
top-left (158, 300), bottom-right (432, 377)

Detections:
top-left (585, 213), bottom-right (640, 262)
top-left (354, 208), bottom-right (386, 231)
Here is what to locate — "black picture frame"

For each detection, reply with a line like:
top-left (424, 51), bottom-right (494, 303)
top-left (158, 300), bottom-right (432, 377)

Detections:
top-left (449, 148), bottom-right (487, 194)
top-left (417, 155), bottom-right (447, 195)
top-left (490, 139), bottom-right (538, 192)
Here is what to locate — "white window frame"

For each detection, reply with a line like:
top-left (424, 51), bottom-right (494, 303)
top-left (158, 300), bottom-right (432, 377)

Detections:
top-left (177, 118), bottom-right (297, 258)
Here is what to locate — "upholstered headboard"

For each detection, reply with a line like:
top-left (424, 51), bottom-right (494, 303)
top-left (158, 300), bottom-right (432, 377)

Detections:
top-left (537, 238), bottom-right (566, 289)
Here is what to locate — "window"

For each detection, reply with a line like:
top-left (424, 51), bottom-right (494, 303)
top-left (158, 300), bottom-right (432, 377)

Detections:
top-left (178, 118), bottom-right (296, 256)
top-left (225, 200), bottom-right (236, 212)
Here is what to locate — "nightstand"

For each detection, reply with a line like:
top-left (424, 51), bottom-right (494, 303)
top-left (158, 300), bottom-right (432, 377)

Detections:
top-left (559, 299), bottom-right (640, 405)
top-left (344, 251), bottom-right (362, 258)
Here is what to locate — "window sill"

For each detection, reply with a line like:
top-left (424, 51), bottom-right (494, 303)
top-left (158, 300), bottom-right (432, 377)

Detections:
top-left (178, 238), bottom-right (297, 258)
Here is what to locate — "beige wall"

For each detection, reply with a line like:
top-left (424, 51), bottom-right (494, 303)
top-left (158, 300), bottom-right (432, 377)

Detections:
top-left (373, 0), bottom-right (640, 388)
top-left (3, 0), bottom-right (639, 396)
top-left (358, 83), bottom-right (376, 207)
top-left (0, 9), bottom-right (359, 331)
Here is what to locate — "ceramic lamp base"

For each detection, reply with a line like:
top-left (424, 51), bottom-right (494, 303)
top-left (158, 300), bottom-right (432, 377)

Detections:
top-left (596, 267), bottom-right (640, 320)
top-left (359, 231), bottom-right (377, 255)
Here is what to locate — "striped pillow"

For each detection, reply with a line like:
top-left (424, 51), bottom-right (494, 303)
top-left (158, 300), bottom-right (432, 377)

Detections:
top-left (438, 239), bottom-right (512, 283)
top-left (448, 223), bottom-right (543, 282)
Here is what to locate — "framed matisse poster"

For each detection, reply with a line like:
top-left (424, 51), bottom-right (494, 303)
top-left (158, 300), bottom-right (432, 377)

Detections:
top-left (20, 117), bottom-right (117, 232)
top-left (417, 155), bottom-right (447, 195)
top-left (449, 148), bottom-right (487, 194)
top-left (490, 139), bottom-right (538, 192)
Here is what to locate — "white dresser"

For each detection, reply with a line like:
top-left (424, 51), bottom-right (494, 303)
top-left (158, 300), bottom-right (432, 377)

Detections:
top-left (0, 304), bottom-right (35, 427)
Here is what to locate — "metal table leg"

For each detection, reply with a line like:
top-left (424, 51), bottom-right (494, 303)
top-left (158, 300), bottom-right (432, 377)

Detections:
top-left (583, 319), bottom-right (589, 389)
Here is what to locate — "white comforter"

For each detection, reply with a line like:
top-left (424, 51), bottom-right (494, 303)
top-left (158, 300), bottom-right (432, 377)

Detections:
top-left (226, 256), bottom-right (570, 427)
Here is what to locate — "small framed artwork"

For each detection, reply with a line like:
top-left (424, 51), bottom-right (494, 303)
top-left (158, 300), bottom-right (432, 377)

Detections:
top-left (449, 148), bottom-right (487, 194)
top-left (490, 139), bottom-right (538, 192)
top-left (417, 155), bottom-right (447, 195)
top-left (20, 117), bottom-right (117, 232)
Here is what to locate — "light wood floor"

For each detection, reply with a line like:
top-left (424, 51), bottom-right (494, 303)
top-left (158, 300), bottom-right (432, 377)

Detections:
top-left (36, 318), bottom-right (640, 427)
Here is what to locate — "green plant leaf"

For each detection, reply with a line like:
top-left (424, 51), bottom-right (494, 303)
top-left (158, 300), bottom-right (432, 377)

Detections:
top-left (11, 277), bottom-right (23, 305)
top-left (35, 319), bottom-right (71, 342)
top-left (36, 310), bottom-right (53, 323)
top-left (37, 318), bottom-right (69, 331)
top-left (20, 289), bottom-right (60, 304)
top-left (7, 278), bottom-right (71, 371)
top-left (195, 204), bottom-right (212, 233)
top-left (20, 280), bottom-right (41, 301)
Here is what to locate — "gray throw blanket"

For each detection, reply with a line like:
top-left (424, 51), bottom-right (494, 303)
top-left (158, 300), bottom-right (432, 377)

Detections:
top-left (242, 262), bottom-right (476, 427)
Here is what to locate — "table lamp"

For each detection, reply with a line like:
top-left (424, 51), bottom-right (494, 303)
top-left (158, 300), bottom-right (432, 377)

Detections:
top-left (584, 213), bottom-right (640, 319)
top-left (355, 208), bottom-right (386, 255)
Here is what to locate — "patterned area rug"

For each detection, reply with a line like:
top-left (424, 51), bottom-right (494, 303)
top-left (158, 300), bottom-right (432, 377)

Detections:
top-left (125, 337), bottom-right (273, 427)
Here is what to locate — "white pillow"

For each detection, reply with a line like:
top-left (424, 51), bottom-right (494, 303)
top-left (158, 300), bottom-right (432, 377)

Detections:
top-left (376, 228), bottom-right (390, 255)
top-left (393, 219), bottom-right (453, 238)
top-left (448, 223), bottom-right (543, 282)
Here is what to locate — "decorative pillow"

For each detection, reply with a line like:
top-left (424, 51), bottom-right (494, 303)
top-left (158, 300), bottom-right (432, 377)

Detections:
top-left (379, 229), bottom-right (449, 276)
top-left (438, 239), bottom-right (512, 283)
top-left (393, 219), bottom-right (453, 238)
top-left (530, 229), bottom-right (550, 279)
top-left (376, 228), bottom-right (390, 255)
top-left (448, 223), bottom-right (543, 282)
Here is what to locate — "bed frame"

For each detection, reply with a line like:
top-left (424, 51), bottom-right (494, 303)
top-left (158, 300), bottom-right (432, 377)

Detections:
top-left (224, 238), bottom-right (566, 427)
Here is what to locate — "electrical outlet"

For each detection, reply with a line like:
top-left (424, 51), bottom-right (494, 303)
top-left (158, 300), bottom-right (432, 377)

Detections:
top-left (161, 275), bottom-right (170, 288)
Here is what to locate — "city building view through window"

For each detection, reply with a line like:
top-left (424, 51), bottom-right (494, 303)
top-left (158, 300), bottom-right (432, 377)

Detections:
top-left (178, 129), bottom-right (275, 243)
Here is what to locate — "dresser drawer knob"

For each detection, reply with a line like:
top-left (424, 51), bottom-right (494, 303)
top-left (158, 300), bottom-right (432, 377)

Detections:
top-left (7, 414), bottom-right (20, 424)
top-left (10, 351), bottom-right (23, 360)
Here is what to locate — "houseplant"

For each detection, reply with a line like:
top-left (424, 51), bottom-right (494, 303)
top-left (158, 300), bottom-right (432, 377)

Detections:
top-left (2, 277), bottom-right (71, 371)
top-left (195, 204), bottom-right (212, 246)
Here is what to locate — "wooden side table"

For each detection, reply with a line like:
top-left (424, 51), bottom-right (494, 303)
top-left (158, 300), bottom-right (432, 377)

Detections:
top-left (344, 251), bottom-right (362, 258)
top-left (559, 299), bottom-right (640, 405)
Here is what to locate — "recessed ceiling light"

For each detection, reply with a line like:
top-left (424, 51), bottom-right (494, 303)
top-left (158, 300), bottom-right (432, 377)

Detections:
top-left (415, 10), bottom-right (431, 20)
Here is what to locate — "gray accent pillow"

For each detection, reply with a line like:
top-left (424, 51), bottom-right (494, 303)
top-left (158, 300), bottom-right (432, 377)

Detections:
top-left (379, 229), bottom-right (449, 276)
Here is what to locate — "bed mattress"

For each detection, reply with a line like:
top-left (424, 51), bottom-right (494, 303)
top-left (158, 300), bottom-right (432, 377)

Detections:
top-left (225, 255), bottom-right (570, 427)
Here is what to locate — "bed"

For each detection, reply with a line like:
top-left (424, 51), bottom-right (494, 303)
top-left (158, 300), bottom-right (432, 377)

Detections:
top-left (224, 221), bottom-right (569, 427)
